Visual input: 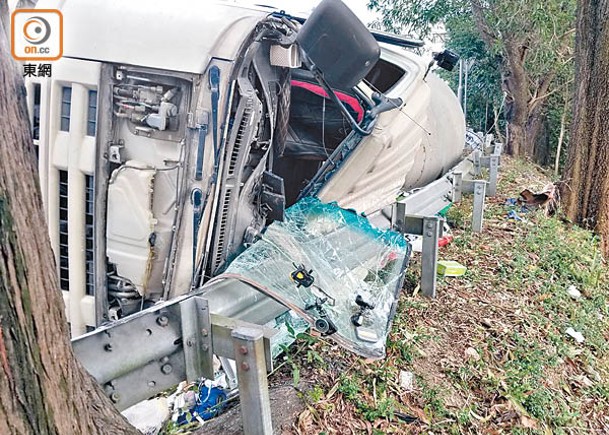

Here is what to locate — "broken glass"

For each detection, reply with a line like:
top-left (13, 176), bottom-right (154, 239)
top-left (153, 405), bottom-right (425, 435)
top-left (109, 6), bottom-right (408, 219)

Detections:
top-left (222, 197), bottom-right (411, 359)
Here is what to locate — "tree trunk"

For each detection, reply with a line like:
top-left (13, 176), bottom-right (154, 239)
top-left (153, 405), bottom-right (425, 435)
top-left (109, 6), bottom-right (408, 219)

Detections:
top-left (562, 0), bottom-right (609, 256)
top-left (533, 113), bottom-right (551, 166)
top-left (502, 44), bottom-right (553, 160)
top-left (501, 43), bottom-right (527, 156)
top-left (0, 4), bottom-right (137, 434)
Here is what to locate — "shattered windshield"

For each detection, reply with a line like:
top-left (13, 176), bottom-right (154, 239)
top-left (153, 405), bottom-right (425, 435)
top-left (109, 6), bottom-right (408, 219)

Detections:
top-left (219, 197), bottom-right (411, 358)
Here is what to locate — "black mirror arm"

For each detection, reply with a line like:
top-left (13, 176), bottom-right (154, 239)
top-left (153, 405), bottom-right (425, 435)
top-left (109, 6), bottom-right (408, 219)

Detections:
top-left (302, 54), bottom-right (403, 136)
top-left (303, 56), bottom-right (376, 136)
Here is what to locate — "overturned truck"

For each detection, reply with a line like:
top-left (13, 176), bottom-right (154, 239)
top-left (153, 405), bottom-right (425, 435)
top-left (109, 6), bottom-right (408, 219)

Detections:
top-left (27, 0), bottom-right (465, 408)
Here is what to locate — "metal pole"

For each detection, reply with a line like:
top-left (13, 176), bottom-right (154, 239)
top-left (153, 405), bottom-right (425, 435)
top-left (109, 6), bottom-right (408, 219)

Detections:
top-left (391, 202), bottom-right (407, 232)
top-left (452, 171), bottom-right (463, 203)
top-left (488, 156), bottom-right (499, 197)
top-left (457, 58), bottom-right (463, 107)
top-left (421, 217), bottom-right (440, 298)
top-left (463, 59), bottom-right (469, 120)
top-left (473, 149), bottom-right (482, 176)
top-left (232, 327), bottom-right (273, 435)
top-left (472, 181), bottom-right (486, 233)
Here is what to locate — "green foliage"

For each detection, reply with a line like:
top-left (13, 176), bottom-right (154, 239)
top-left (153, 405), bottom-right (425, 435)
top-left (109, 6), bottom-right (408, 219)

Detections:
top-left (368, 0), bottom-right (575, 166)
top-left (338, 372), bottom-right (399, 421)
top-left (308, 385), bottom-right (325, 402)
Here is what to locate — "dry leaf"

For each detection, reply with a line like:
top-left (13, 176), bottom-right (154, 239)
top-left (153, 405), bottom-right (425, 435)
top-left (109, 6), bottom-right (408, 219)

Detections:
top-left (521, 415), bottom-right (538, 429)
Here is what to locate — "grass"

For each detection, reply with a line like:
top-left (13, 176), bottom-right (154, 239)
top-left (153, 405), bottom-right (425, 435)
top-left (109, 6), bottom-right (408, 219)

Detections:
top-left (161, 156), bottom-right (608, 434)
top-left (288, 156), bottom-right (609, 434)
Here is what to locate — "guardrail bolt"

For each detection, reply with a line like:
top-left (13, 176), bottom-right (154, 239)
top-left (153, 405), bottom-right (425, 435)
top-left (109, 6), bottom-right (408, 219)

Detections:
top-left (110, 392), bottom-right (120, 403)
top-left (201, 344), bottom-right (209, 351)
top-left (157, 315), bottom-right (169, 327)
top-left (239, 346), bottom-right (248, 355)
top-left (201, 328), bottom-right (209, 337)
top-left (186, 338), bottom-right (194, 347)
top-left (161, 364), bottom-right (173, 375)
top-left (240, 362), bottom-right (250, 371)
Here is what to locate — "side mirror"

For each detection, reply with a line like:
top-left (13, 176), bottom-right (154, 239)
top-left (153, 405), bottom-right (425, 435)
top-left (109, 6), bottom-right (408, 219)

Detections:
top-left (433, 50), bottom-right (460, 72)
top-left (297, 0), bottom-right (380, 90)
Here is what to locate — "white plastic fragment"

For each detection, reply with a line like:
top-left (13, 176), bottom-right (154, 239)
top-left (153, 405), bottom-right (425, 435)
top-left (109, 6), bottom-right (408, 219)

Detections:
top-left (566, 285), bottom-right (582, 300)
top-left (399, 370), bottom-right (415, 392)
top-left (565, 327), bottom-right (585, 343)
top-left (122, 397), bottom-right (170, 435)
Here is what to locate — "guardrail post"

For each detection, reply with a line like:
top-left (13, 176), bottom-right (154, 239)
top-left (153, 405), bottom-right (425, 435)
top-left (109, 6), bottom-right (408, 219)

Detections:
top-left (488, 155), bottom-right (499, 196)
top-left (452, 171), bottom-right (463, 202)
top-left (485, 133), bottom-right (494, 150)
top-left (180, 297), bottom-right (214, 381)
top-left (493, 142), bottom-right (503, 156)
top-left (421, 216), bottom-right (441, 297)
top-left (472, 180), bottom-right (486, 232)
top-left (391, 202), bottom-right (407, 232)
top-left (473, 149), bottom-right (482, 176)
top-left (232, 327), bottom-right (273, 435)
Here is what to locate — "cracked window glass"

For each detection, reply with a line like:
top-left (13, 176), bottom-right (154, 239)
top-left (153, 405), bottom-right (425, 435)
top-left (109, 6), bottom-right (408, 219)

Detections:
top-left (221, 197), bottom-right (411, 359)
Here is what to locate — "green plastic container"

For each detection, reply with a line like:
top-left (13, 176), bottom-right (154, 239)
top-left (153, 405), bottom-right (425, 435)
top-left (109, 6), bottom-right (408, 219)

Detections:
top-left (437, 260), bottom-right (467, 276)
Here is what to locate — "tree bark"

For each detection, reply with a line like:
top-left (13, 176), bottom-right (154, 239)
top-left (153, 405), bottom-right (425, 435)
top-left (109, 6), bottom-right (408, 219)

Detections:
top-left (470, 1), bottom-right (557, 160)
top-left (501, 41), bottom-right (550, 160)
top-left (0, 4), bottom-right (137, 434)
top-left (562, 0), bottom-right (609, 256)
top-left (533, 114), bottom-right (551, 166)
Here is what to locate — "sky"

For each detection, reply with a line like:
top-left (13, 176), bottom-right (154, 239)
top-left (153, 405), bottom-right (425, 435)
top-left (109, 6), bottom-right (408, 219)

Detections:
top-left (234, 0), bottom-right (379, 26)
top-left (9, 0), bottom-right (379, 27)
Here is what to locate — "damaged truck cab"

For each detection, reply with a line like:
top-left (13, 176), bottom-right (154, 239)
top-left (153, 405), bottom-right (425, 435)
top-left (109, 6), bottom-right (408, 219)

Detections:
top-left (27, 0), bottom-right (465, 344)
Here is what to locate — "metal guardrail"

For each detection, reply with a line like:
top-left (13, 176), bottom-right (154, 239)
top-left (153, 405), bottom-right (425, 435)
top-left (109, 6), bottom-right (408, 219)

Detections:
top-left (72, 134), bottom-right (502, 434)
top-left (391, 135), bottom-right (503, 297)
top-left (73, 279), bottom-right (281, 434)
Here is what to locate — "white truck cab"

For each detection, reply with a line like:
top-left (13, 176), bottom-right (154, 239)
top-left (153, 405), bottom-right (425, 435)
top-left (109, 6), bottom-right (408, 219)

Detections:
top-left (26, 0), bottom-right (465, 337)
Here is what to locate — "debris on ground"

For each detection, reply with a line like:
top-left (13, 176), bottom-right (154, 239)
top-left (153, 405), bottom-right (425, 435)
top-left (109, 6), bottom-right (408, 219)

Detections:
top-left (437, 260), bottom-right (467, 276)
top-left (519, 183), bottom-right (558, 213)
top-left (567, 284), bottom-right (582, 300)
top-left (506, 209), bottom-right (524, 221)
top-left (399, 370), bottom-right (415, 392)
top-left (168, 379), bottom-right (227, 427)
top-left (122, 397), bottom-right (170, 435)
top-left (464, 347), bottom-right (481, 361)
top-left (565, 327), bottom-right (585, 344)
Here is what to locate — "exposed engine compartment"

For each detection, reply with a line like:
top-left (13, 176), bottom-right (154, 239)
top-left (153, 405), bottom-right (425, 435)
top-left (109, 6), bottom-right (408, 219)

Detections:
top-left (103, 69), bottom-right (191, 316)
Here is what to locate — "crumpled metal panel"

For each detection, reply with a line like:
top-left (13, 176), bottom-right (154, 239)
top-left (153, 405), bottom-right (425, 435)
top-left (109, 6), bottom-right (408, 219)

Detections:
top-left (220, 197), bottom-right (411, 359)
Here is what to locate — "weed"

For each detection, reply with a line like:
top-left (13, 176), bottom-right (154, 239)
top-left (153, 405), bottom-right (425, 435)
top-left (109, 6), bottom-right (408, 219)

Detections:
top-left (308, 385), bottom-right (325, 403)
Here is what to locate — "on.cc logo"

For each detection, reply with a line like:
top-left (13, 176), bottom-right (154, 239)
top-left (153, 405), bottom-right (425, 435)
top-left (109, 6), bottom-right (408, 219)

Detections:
top-left (11, 9), bottom-right (63, 61)
top-left (23, 16), bottom-right (52, 45)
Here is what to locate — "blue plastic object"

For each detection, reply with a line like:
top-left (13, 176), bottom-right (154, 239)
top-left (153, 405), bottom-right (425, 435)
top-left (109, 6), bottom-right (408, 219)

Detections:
top-left (176, 386), bottom-right (226, 425)
top-left (506, 210), bottom-right (523, 221)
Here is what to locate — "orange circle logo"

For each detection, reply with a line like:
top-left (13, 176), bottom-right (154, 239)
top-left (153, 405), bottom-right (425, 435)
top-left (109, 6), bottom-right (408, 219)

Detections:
top-left (23, 16), bottom-right (51, 45)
